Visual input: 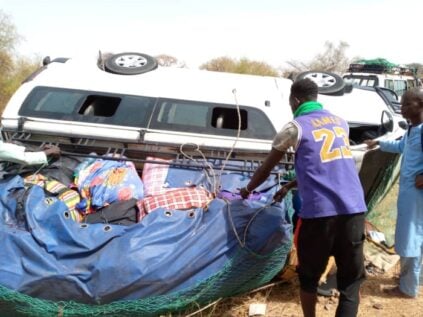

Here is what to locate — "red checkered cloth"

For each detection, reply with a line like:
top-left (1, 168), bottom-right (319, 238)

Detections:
top-left (141, 187), bottom-right (213, 216)
top-left (136, 199), bottom-right (147, 221)
top-left (142, 157), bottom-right (171, 196)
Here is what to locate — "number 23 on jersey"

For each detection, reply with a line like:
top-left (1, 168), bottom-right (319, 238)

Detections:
top-left (312, 127), bottom-right (352, 163)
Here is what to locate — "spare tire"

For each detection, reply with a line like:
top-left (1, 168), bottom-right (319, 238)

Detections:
top-left (296, 71), bottom-right (345, 95)
top-left (104, 52), bottom-right (158, 75)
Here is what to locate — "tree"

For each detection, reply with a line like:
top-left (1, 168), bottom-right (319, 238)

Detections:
top-left (0, 11), bottom-right (39, 113)
top-left (155, 54), bottom-right (186, 68)
top-left (1, 55), bottom-right (39, 99)
top-left (0, 11), bottom-right (17, 76)
top-left (0, 11), bottom-right (19, 52)
top-left (0, 55), bottom-right (40, 110)
top-left (283, 41), bottom-right (353, 77)
top-left (200, 56), bottom-right (279, 76)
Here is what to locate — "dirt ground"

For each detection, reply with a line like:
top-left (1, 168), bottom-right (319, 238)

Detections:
top-left (179, 267), bottom-right (423, 317)
top-left (177, 182), bottom-right (416, 316)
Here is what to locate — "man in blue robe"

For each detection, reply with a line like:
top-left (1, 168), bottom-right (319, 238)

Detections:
top-left (365, 88), bottom-right (423, 298)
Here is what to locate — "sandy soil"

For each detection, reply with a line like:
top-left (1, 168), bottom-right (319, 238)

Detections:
top-left (179, 268), bottom-right (423, 317)
top-left (177, 250), bottom-right (423, 317)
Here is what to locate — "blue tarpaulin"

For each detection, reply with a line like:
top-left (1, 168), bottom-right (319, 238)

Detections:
top-left (0, 175), bottom-right (292, 304)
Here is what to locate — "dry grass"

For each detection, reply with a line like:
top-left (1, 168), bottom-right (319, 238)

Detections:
top-left (178, 267), bottom-right (423, 317)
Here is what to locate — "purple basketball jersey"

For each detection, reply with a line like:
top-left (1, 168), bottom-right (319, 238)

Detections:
top-left (293, 109), bottom-right (367, 218)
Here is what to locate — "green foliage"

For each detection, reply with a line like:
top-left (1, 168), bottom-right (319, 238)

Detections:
top-left (0, 55), bottom-right (39, 114)
top-left (0, 10), bottom-right (39, 114)
top-left (200, 56), bottom-right (279, 76)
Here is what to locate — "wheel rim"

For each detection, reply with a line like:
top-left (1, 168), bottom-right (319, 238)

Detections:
top-left (304, 72), bottom-right (337, 88)
top-left (114, 54), bottom-right (148, 68)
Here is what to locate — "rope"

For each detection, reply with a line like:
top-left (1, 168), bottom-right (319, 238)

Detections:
top-left (225, 198), bottom-right (273, 248)
top-left (178, 88), bottom-right (244, 197)
top-left (179, 143), bottom-right (219, 196)
top-left (216, 89), bottom-right (243, 188)
top-left (184, 298), bottom-right (222, 317)
top-left (29, 162), bottom-right (48, 178)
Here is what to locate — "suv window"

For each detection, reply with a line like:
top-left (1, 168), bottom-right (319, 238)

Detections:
top-left (393, 80), bottom-right (407, 96)
top-left (25, 88), bottom-right (85, 114)
top-left (384, 79), bottom-right (394, 91)
top-left (157, 101), bottom-right (209, 127)
top-left (343, 75), bottom-right (379, 87)
top-left (18, 87), bottom-right (276, 140)
top-left (19, 86), bottom-right (156, 127)
top-left (150, 98), bottom-right (276, 140)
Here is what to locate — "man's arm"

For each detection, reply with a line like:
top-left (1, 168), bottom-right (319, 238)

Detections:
top-left (273, 179), bottom-right (298, 202)
top-left (364, 136), bottom-right (405, 154)
top-left (0, 142), bottom-right (60, 165)
top-left (240, 122), bottom-right (298, 199)
top-left (240, 148), bottom-right (286, 198)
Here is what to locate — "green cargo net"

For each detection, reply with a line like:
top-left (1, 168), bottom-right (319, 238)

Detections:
top-left (0, 242), bottom-right (291, 317)
top-left (348, 58), bottom-right (416, 76)
top-left (356, 58), bottom-right (397, 68)
top-left (365, 154), bottom-right (401, 247)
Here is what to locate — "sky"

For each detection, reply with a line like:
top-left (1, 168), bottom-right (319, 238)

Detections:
top-left (0, 0), bottom-right (421, 69)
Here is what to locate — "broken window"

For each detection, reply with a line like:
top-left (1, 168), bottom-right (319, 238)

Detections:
top-left (79, 95), bottom-right (120, 117)
top-left (211, 107), bottom-right (247, 130)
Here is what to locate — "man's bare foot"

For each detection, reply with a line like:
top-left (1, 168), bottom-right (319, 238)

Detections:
top-left (382, 286), bottom-right (415, 299)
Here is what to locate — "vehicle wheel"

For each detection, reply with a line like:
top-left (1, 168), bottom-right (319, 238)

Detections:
top-left (296, 71), bottom-right (345, 95)
top-left (104, 52), bottom-right (158, 75)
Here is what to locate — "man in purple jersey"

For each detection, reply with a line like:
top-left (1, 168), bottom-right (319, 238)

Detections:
top-left (241, 78), bottom-right (367, 317)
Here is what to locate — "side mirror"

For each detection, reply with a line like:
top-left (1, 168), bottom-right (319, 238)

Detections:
top-left (398, 120), bottom-right (408, 130)
top-left (381, 110), bottom-right (394, 133)
top-left (42, 56), bottom-right (51, 66)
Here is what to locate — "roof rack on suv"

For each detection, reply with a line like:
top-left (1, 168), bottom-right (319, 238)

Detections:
top-left (5, 130), bottom-right (295, 173)
top-left (347, 63), bottom-right (416, 76)
top-left (347, 58), bottom-right (417, 76)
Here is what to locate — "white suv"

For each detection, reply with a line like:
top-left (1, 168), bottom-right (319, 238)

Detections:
top-left (2, 53), bottom-right (405, 153)
top-left (0, 52), bottom-right (407, 310)
top-left (1, 52), bottom-right (407, 193)
top-left (343, 62), bottom-right (420, 98)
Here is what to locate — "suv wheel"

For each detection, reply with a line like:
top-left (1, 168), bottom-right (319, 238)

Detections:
top-left (104, 52), bottom-right (158, 75)
top-left (296, 71), bottom-right (345, 95)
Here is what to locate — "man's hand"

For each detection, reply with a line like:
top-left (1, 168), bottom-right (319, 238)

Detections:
top-left (240, 187), bottom-right (251, 199)
top-left (416, 174), bottom-right (423, 189)
top-left (43, 145), bottom-right (61, 158)
top-left (363, 139), bottom-right (379, 149)
top-left (273, 185), bottom-right (290, 202)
